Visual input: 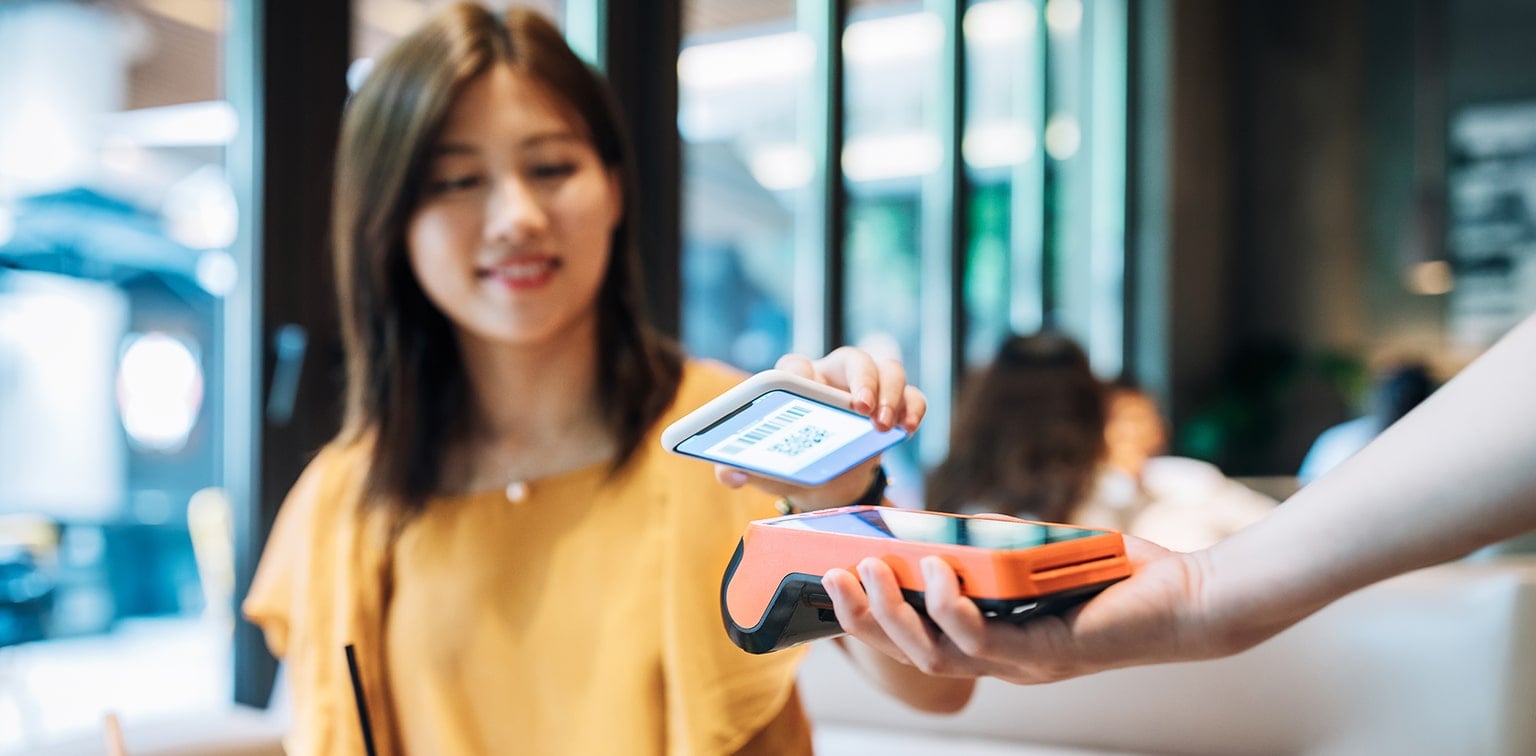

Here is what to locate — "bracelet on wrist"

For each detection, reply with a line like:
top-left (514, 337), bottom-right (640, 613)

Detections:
top-left (774, 465), bottom-right (888, 516)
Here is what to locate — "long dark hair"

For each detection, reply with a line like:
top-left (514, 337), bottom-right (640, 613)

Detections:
top-left (926, 333), bottom-right (1106, 522)
top-left (332, 3), bottom-right (682, 515)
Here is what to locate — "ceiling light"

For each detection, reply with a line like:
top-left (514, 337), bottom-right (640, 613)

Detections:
top-left (963, 120), bottom-right (1035, 168)
top-left (964, 1), bottom-right (1036, 46)
top-left (749, 144), bottom-right (815, 191)
top-left (844, 12), bottom-right (943, 67)
top-left (1044, 114), bottom-right (1081, 160)
top-left (679, 31), bottom-right (814, 91)
top-left (843, 131), bottom-right (942, 182)
top-left (1044, 0), bottom-right (1083, 34)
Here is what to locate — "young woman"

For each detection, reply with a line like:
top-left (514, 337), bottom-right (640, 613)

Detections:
top-left (243, 5), bottom-right (972, 754)
top-left (1081, 382), bottom-right (1275, 552)
top-left (928, 333), bottom-right (1271, 551)
top-left (925, 332), bottom-right (1107, 522)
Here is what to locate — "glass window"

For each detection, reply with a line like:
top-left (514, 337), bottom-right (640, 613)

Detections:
top-left (963, 0), bottom-right (1046, 365)
top-left (675, 0), bottom-right (1129, 504)
top-left (1042, 0), bottom-right (1126, 377)
top-left (0, 1), bottom-right (236, 747)
top-left (678, 0), bottom-right (808, 372)
top-left (842, 2), bottom-right (944, 495)
top-left (843, 3), bottom-right (940, 369)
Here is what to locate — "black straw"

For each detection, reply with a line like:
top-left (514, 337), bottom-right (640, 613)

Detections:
top-left (344, 644), bottom-right (380, 756)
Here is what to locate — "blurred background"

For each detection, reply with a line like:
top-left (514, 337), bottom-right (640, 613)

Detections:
top-left (0, 0), bottom-right (1532, 751)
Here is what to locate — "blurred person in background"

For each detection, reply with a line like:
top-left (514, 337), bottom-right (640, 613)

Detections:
top-left (1298, 361), bottom-right (1435, 484)
top-left (925, 332), bottom-right (1106, 524)
top-left (242, 5), bottom-right (968, 755)
top-left (1078, 381), bottom-right (1277, 552)
top-left (928, 333), bottom-right (1274, 553)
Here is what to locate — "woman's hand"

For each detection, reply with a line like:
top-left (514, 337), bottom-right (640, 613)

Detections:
top-left (713, 347), bottom-right (925, 511)
top-left (819, 535), bottom-right (1244, 684)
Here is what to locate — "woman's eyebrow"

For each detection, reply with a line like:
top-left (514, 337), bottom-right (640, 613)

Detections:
top-left (428, 131), bottom-right (581, 156)
top-left (520, 131), bottom-right (582, 148)
top-left (428, 142), bottom-right (479, 157)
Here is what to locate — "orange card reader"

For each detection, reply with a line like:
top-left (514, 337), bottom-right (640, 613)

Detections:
top-left (721, 506), bottom-right (1131, 654)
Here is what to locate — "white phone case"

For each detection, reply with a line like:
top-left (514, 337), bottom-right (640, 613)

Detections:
top-left (659, 369), bottom-right (859, 453)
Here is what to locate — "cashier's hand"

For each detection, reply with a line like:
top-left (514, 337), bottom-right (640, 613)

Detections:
top-left (820, 534), bottom-right (1254, 684)
top-left (713, 347), bottom-right (925, 512)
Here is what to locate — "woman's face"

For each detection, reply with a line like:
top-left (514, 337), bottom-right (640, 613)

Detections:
top-left (1105, 391), bottom-right (1166, 463)
top-left (407, 63), bottom-right (620, 348)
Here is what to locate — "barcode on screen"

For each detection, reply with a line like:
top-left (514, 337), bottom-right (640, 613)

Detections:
top-left (718, 403), bottom-right (812, 456)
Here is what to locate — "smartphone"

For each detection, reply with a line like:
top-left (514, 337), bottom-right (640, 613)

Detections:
top-left (721, 506), bottom-right (1130, 654)
top-left (660, 370), bottom-right (908, 486)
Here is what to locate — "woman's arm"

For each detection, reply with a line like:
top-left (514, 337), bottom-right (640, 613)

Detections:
top-left (716, 347), bottom-right (977, 711)
top-left (823, 313), bottom-right (1536, 684)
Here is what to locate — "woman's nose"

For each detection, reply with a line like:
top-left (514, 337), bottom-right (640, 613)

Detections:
top-left (485, 176), bottom-right (548, 242)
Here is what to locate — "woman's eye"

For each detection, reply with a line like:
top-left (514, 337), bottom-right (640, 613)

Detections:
top-left (530, 163), bottom-right (577, 181)
top-left (426, 174), bottom-right (485, 194)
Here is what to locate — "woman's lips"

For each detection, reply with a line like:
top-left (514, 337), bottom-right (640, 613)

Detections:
top-left (477, 256), bottom-right (563, 291)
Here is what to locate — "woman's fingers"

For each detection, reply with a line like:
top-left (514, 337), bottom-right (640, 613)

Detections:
top-left (714, 464), bottom-right (810, 498)
top-left (871, 358), bottom-right (910, 431)
top-left (774, 353), bottom-right (817, 381)
top-left (775, 348), bottom-right (924, 433)
top-left (714, 465), bottom-right (750, 488)
top-left (809, 347), bottom-right (880, 417)
top-left (898, 384), bottom-right (927, 433)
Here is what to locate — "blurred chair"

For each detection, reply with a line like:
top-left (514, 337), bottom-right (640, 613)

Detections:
top-left (0, 513), bottom-right (61, 750)
top-left (20, 488), bottom-right (291, 755)
top-left (186, 488), bottom-right (234, 629)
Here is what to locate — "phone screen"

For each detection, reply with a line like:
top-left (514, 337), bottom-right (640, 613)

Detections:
top-left (673, 389), bottom-right (907, 485)
top-left (766, 508), bottom-right (1107, 550)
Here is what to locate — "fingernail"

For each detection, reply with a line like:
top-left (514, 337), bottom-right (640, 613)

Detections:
top-left (822, 573), bottom-right (844, 599)
top-left (878, 405), bottom-right (895, 428)
top-left (724, 470), bottom-right (748, 486)
top-left (856, 388), bottom-right (876, 414)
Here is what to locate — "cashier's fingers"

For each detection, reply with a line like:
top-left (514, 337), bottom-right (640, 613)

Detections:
top-left (855, 558), bottom-right (970, 676)
top-left (908, 556), bottom-right (1051, 673)
top-left (822, 567), bottom-right (913, 666)
top-left (912, 556), bottom-right (989, 643)
top-left (912, 557), bottom-right (1074, 681)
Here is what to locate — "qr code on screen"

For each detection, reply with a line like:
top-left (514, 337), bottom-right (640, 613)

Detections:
top-left (769, 425), bottom-right (829, 457)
